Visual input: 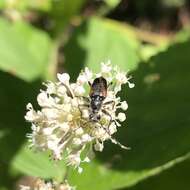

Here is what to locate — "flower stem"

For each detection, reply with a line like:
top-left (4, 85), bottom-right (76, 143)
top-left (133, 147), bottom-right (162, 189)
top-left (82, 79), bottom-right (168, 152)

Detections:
top-left (63, 165), bottom-right (71, 182)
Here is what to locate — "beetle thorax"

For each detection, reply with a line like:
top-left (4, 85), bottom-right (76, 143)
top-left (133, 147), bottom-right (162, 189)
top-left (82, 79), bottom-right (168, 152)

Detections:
top-left (90, 95), bottom-right (104, 112)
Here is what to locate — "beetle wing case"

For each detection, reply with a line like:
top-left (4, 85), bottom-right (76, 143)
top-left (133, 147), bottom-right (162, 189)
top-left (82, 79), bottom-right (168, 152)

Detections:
top-left (90, 77), bottom-right (107, 97)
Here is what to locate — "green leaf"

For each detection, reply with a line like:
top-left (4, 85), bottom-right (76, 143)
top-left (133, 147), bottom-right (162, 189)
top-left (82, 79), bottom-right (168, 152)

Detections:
top-left (0, 71), bottom-right (41, 189)
top-left (161, 0), bottom-right (185, 7)
top-left (0, 160), bottom-right (14, 189)
top-left (140, 44), bottom-right (167, 61)
top-left (50, 0), bottom-right (86, 35)
top-left (68, 39), bottom-right (190, 189)
top-left (51, 0), bottom-right (85, 19)
top-left (174, 27), bottom-right (190, 43)
top-left (27, 0), bottom-right (51, 11)
top-left (122, 158), bottom-right (190, 190)
top-left (10, 145), bottom-right (66, 181)
top-left (0, 1), bottom-right (5, 8)
top-left (95, 0), bottom-right (121, 16)
top-left (104, 0), bottom-right (121, 9)
top-left (0, 18), bottom-right (52, 81)
top-left (64, 17), bottom-right (140, 80)
top-left (0, 0), bottom-right (51, 11)
top-left (0, 71), bottom-right (65, 187)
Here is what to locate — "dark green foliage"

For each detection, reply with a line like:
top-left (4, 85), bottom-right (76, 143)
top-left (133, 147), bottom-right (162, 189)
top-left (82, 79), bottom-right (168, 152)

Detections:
top-left (0, 0), bottom-right (190, 189)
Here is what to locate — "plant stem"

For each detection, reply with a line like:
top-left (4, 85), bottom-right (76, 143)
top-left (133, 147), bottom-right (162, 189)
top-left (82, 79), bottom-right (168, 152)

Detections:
top-left (63, 165), bottom-right (71, 182)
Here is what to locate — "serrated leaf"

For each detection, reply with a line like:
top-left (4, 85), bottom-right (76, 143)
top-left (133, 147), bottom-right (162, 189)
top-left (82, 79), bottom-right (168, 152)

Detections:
top-left (68, 39), bottom-right (190, 189)
top-left (0, 18), bottom-right (52, 81)
top-left (64, 17), bottom-right (140, 80)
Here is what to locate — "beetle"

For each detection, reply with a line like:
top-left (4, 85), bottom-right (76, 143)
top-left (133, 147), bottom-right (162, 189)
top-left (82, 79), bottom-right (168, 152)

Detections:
top-left (88, 77), bottom-right (108, 121)
top-left (77, 76), bottom-right (114, 126)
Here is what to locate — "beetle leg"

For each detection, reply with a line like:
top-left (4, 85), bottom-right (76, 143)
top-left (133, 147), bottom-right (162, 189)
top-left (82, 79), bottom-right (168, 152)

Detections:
top-left (78, 104), bottom-right (90, 117)
top-left (103, 100), bottom-right (114, 105)
top-left (103, 100), bottom-right (115, 105)
top-left (102, 108), bottom-right (118, 129)
top-left (108, 81), bottom-right (113, 88)
top-left (76, 96), bottom-right (90, 102)
top-left (60, 83), bottom-right (74, 98)
top-left (103, 100), bottom-right (115, 109)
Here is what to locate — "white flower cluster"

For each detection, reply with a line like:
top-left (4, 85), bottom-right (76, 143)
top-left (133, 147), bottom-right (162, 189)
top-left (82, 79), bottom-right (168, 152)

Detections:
top-left (25, 61), bottom-right (134, 173)
top-left (20, 179), bottom-right (74, 190)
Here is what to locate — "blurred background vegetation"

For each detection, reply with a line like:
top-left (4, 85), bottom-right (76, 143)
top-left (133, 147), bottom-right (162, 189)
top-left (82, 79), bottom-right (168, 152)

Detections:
top-left (0, 0), bottom-right (190, 189)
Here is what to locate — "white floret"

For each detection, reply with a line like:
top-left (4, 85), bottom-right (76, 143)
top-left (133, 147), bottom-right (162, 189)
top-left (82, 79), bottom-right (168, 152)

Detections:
top-left (25, 61), bottom-right (133, 173)
top-left (117, 112), bottom-right (126, 122)
top-left (57, 73), bottom-right (70, 84)
top-left (121, 101), bottom-right (128, 110)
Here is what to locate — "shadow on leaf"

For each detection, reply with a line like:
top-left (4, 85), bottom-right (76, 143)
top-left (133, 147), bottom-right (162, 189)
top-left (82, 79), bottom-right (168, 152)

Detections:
top-left (0, 71), bottom-right (41, 188)
top-left (96, 39), bottom-right (190, 172)
top-left (120, 158), bottom-right (190, 190)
